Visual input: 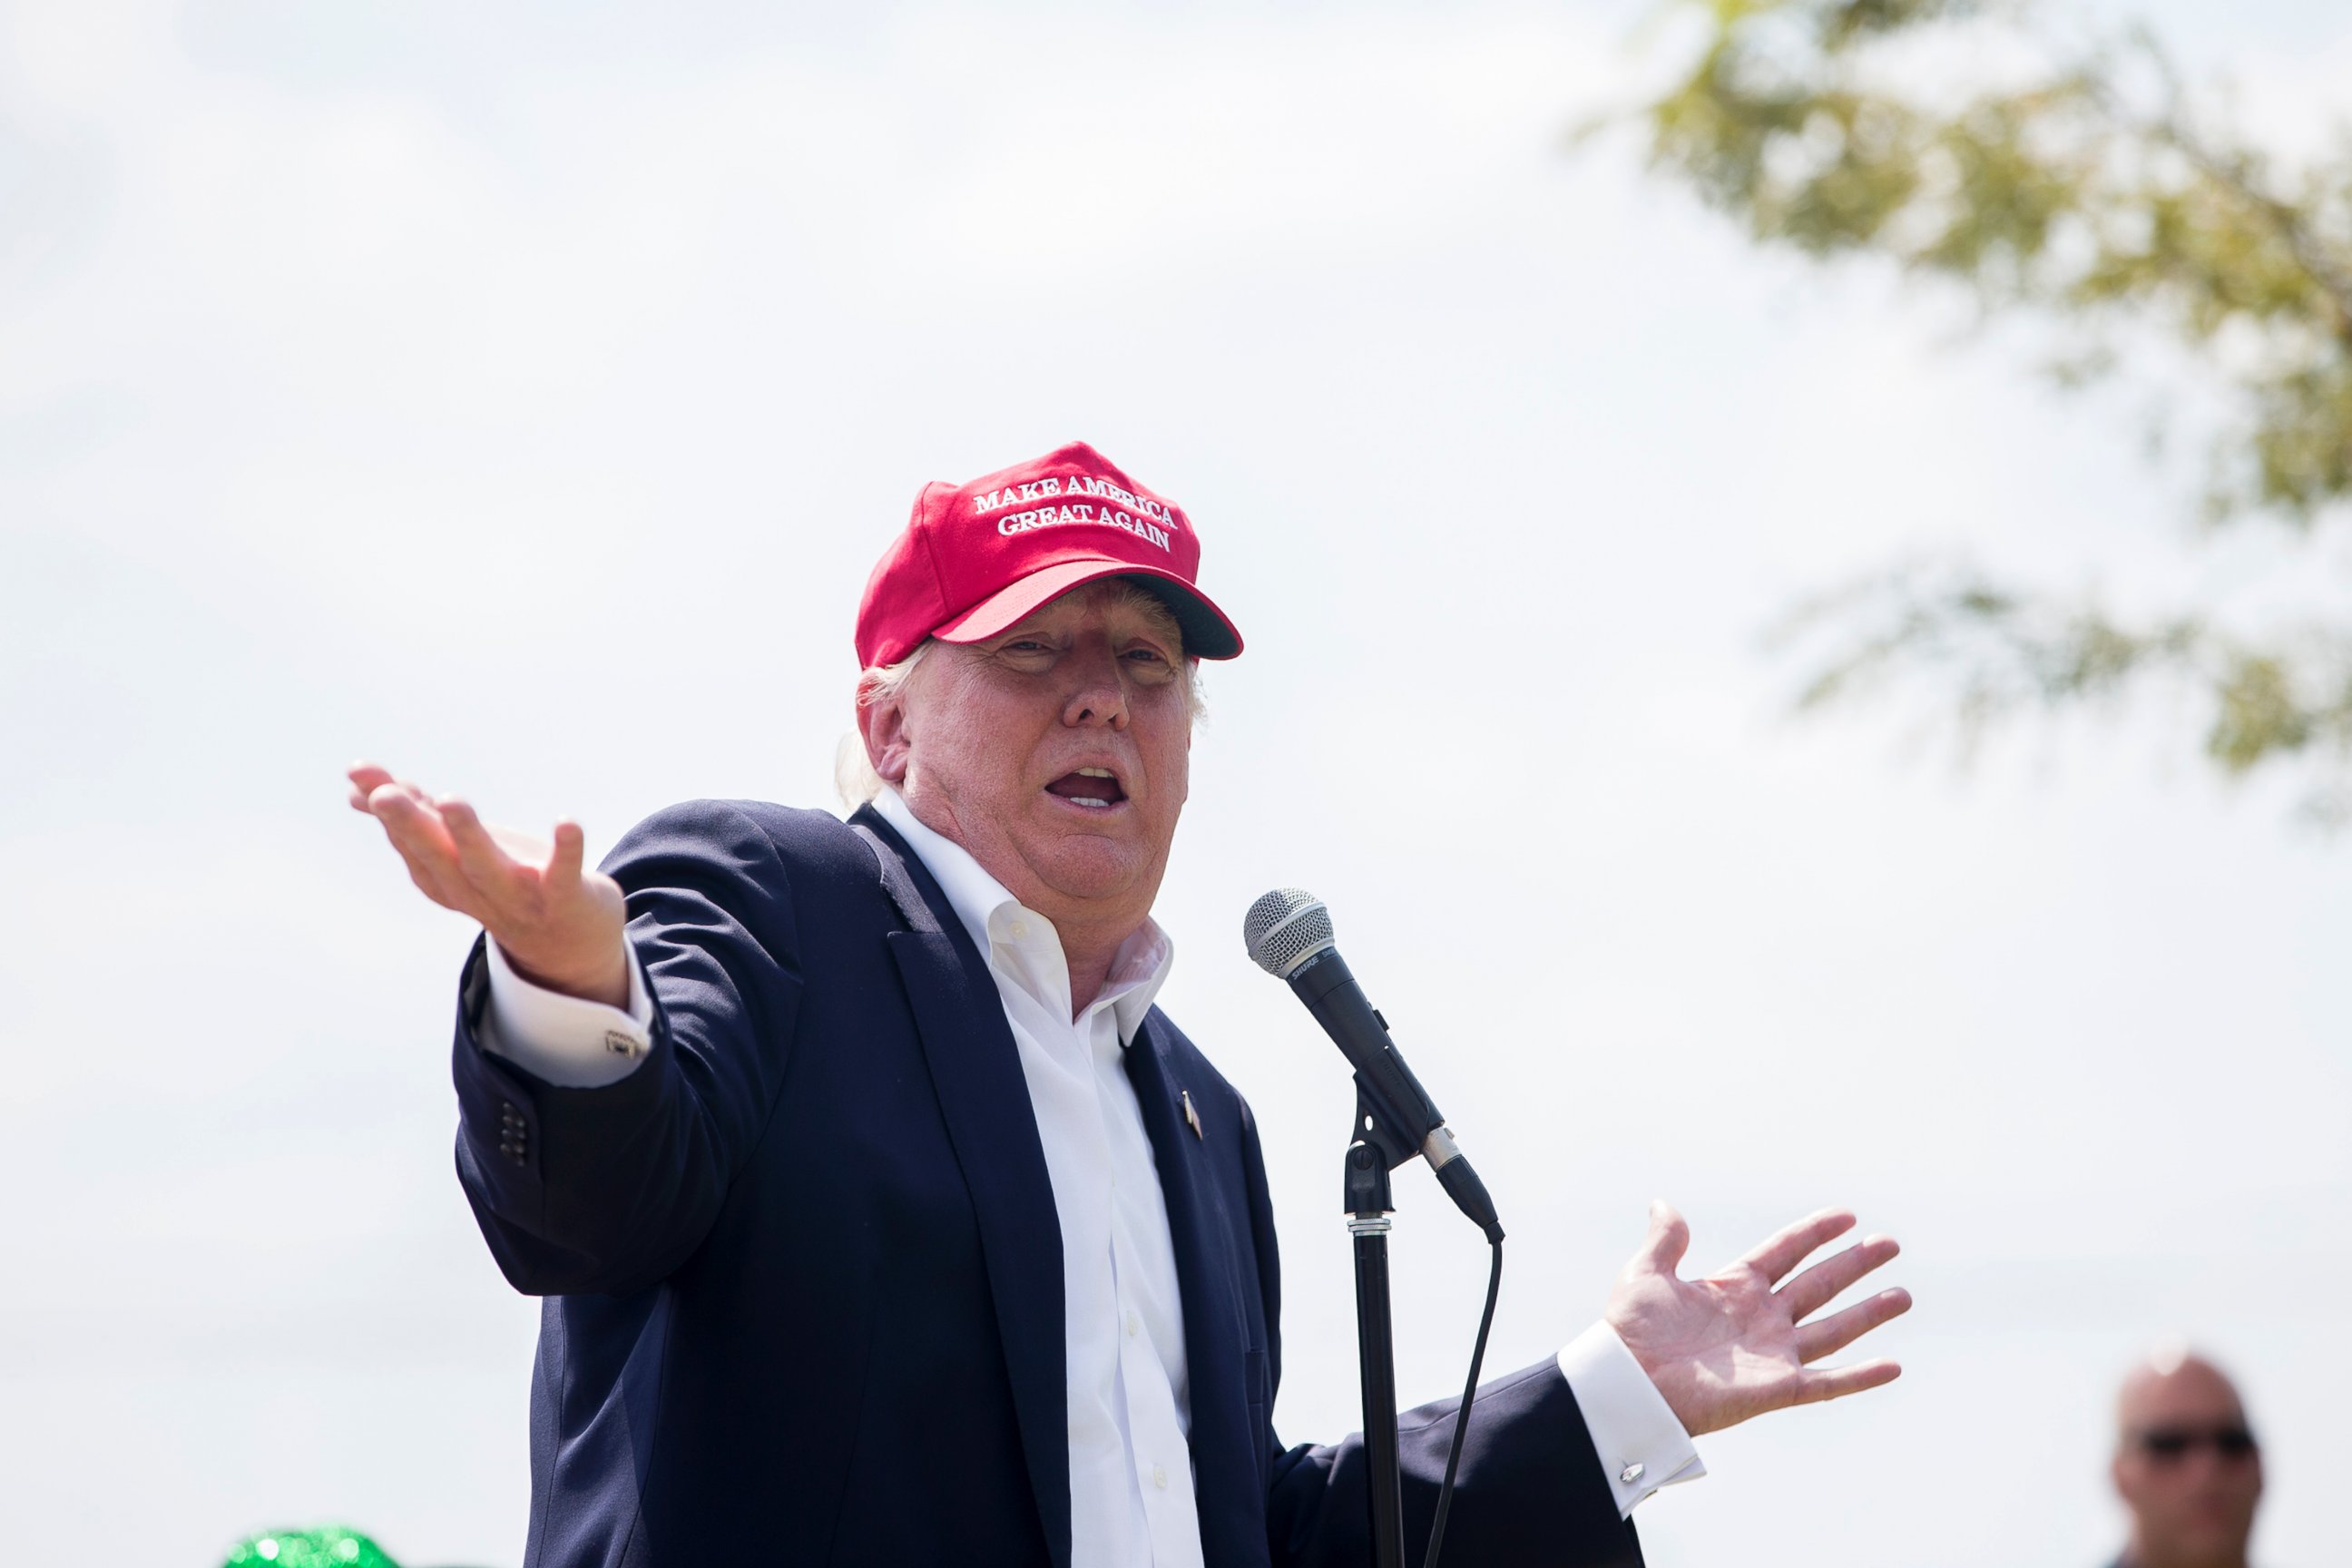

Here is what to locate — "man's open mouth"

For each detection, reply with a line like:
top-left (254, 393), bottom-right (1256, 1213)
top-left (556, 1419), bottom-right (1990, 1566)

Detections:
top-left (1044, 767), bottom-right (1128, 810)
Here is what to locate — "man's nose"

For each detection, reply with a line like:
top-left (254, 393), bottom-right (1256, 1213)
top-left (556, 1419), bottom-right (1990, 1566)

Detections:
top-left (2173, 1448), bottom-right (2237, 1486)
top-left (1061, 647), bottom-right (1130, 730)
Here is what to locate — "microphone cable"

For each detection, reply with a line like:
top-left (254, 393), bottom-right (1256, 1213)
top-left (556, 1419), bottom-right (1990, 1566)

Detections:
top-left (1423, 1235), bottom-right (1503, 1568)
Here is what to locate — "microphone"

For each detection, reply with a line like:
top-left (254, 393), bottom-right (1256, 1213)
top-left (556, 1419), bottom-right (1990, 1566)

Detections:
top-left (1244, 888), bottom-right (1503, 1242)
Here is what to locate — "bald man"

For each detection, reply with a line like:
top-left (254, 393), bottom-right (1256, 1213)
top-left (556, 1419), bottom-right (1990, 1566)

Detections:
top-left (2108, 1348), bottom-right (2264, 1568)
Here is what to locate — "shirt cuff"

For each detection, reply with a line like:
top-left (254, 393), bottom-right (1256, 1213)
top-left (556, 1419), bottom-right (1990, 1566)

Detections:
top-left (1557, 1322), bottom-right (1706, 1517)
top-left (477, 934), bottom-right (654, 1089)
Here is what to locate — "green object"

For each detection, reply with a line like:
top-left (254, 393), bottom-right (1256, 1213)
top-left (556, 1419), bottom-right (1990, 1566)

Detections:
top-left (220, 1527), bottom-right (400, 1568)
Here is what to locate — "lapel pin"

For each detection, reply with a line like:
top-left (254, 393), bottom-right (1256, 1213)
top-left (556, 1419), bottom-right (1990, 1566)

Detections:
top-left (1181, 1089), bottom-right (1204, 1141)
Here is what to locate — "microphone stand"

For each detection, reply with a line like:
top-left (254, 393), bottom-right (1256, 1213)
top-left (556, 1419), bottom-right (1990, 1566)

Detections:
top-left (1342, 1076), bottom-right (1423, 1568)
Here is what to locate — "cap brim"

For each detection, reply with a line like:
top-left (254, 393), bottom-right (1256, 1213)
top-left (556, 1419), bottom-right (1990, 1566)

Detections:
top-left (931, 558), bottom-right (1244, 660)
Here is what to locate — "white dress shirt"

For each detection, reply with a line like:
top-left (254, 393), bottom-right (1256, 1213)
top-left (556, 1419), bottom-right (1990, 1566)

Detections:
top-left (473, 789), bottom-right (1702, 1560)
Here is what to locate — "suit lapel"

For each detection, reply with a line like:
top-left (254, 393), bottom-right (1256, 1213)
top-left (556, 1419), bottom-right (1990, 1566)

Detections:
top-left (1124, 1012), bottom-right (1257, 1563)
top-left (852, 809), bottom-right (1073, 1568)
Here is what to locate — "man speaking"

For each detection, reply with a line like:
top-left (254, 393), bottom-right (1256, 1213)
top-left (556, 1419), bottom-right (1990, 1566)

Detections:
top-left (348, 441), bottom-right (1911, 1567)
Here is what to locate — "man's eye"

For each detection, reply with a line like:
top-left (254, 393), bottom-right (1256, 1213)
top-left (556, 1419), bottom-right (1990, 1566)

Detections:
top-left (1123, 648), bottom-right (1169, 664)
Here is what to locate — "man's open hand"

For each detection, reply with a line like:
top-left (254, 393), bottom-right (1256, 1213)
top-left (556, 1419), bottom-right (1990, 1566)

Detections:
top-left (346, 761), bottom-right (630, 1008)
top-left (1605, 1201), bottom-right (1910, 1438)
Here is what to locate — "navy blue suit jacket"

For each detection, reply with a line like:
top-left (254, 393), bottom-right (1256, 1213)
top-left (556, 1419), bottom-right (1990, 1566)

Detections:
top-left (450, 799), bottom-right (1640, 1567)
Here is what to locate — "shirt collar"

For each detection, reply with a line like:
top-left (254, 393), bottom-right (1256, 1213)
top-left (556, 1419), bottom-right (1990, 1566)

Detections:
top-left (869, 788), bottom-right (1173, 1041)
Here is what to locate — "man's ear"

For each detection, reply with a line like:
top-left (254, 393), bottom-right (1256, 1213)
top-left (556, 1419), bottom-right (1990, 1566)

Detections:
top-left (856, 676), bottom-right (914, 788)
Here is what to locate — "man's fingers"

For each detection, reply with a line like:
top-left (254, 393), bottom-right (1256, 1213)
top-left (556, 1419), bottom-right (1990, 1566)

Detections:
top-left (399, 850), bottom-right (467, 911)
top-left (347, 760), bottom-right (397, 813)
top-left (439, 798), bottom-right (524, 897)
top-left (1738, 1207), bottom-right (1857, 1284)
top-left (1631, 1200), bottom-right (1690, 1276)
top-left (547, 820), bottom-right (587, 893)
top-left (348, 762), bottom-right (433, 817)
top-left (366, 786), bottom-right (476, 916)
top-left (368, 781), bottom-right (449, 849)
top-left (1794, 1287), bottom-right (1913, 1364)
top-left (1777, 1234), bottom-right (1900, 1321)
top-left (1792, 1357), bottom-right (1903, 1406)
top-left (370, 776), bottom-right (442, 819)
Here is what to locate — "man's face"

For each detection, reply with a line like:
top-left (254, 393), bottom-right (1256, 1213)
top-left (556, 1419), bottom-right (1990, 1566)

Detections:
top-left (2112, 1361), bottom-right (2262, 1567)
top-left (860, 581), bottom-right (1192, 936)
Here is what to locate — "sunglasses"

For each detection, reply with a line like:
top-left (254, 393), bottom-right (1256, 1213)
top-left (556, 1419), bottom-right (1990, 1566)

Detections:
top-left (2135, 1426), bottom-right (2259, 1463)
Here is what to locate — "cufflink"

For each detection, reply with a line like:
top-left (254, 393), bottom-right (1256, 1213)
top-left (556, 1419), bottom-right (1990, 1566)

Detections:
top-left (1618, 1462), bottom-right (1644, 1485)
top-left (603, 1030), bottom-right (639, 1056)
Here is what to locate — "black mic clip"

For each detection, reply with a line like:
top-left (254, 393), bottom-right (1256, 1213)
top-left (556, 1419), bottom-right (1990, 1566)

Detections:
top-left (1344, 1068), bottom-right (1504, 1246)
top-left (1342, 1075), bottom-right (1417, 1223)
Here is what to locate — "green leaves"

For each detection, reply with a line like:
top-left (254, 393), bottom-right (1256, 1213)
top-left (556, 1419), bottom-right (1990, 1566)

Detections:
top-left (2208, 654), bottom-right (2312, 771)
top-left (1616, 0), bottom-right (2352, 809)
top-left (1815, 0), bottom-right (1978, 52)
top-left (1776, 564), bottom-right (2352, 788)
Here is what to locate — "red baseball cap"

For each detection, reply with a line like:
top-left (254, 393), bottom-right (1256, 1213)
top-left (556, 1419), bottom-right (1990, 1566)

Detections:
top-left (855, 440), bottom-right (1245, 669)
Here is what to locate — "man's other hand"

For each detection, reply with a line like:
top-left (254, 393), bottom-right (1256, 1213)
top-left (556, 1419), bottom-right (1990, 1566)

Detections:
top-left (1605, 1201), bottom-right (1911, 1438)
top-left (346, 761), bottom-right (630, 1009)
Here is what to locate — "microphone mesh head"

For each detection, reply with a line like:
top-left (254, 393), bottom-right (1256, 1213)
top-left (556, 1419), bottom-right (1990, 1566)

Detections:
top-left (1243, 887), bottom-right (1336, 978)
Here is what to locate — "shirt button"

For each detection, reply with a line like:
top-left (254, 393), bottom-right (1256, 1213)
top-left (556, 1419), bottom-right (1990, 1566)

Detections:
top-left (1152, 1464), bottom-right (1168, 1490)
top-left (1126, 1310), bottom-right (1140, 1338)
top-left (1010, 921), bottom-right (1028, 939)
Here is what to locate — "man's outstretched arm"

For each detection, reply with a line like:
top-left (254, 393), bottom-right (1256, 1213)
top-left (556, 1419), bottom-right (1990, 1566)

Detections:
top-left (1259, 1191), bottom-right (1910, 1565)
top-left (347, 763), bottom-right (808, 1296)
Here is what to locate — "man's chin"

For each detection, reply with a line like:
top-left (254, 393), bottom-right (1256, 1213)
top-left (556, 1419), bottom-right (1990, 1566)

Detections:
top-left (1024, 835), bottom-right (1156, 906)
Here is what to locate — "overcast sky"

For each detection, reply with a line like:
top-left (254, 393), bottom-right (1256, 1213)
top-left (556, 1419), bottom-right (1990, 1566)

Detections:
top-left (5, 1), bottom-right (2350, 1563)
